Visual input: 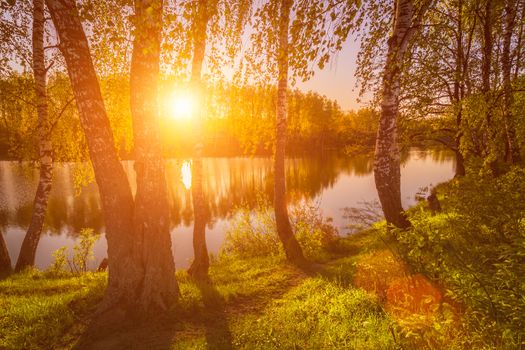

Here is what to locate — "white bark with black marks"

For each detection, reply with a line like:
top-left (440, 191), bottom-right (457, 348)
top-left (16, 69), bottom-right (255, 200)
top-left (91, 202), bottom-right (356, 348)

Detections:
top-left (188, 0), bottom-right (211, 280)
top-left (16, 0), bottom-right (54, 272)
top-left (46, 0), bottom-right (178, 317)
top-left (274, 0), bottom-right (306, 265)
top-left (374, 0), bottom-right (431, 228)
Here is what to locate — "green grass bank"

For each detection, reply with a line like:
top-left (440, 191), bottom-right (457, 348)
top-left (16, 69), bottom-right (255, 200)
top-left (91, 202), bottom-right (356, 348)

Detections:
top-left (1, 169), bottom-right (524, 349)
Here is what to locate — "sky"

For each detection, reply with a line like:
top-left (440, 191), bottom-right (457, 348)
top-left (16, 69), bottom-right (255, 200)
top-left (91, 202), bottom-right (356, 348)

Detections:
top-left (296, 37), bottom-right (363, 111)
top-left (2, 4), bottom-right (365, 113)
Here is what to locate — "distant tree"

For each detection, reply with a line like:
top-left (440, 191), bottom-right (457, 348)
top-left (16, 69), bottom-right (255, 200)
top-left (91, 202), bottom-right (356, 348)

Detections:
top-left (408, 0), bottom-right (475, 177)
top-left (393, 0), bottom-right (480, 177)
top-left (399, 0), bottom-right (525, 174)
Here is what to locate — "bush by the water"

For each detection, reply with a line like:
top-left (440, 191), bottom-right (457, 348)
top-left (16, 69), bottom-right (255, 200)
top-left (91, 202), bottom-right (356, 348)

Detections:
top-left (393, 167), bottom-right (525, 348)
top-left (221, 198), bottom-right (338, 262)
top-left (49, 228), bottom-right (100, 275)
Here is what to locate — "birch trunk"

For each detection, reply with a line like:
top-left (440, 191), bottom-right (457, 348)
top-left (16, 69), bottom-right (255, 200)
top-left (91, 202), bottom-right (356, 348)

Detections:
top-left (188, 158), bottom-right (209, 280)
top-left (130, 0), bottom-right (179, 310)
top-left (502, 0), bottom-right (520, 164)
top-left (274, 0), bottom-right (306, 265)
top-left (15, 0), bottom-right (54, 272)
top-left (188, 0), bottom-right (210, 280)
top-left (374, 0), bottom-right (429, 229)
top-left (453, 0), bottom-right (466, 177)
top-left (46, 0), bottom-right (177, 316)
top-left (0, 228), bottom-right (11, 277)
top-left (46, 0), bottom-right (138, 309)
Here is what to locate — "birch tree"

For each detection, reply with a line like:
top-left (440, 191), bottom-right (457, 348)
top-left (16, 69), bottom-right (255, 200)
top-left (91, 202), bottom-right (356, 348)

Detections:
top-left (0, 0), bottom-right (68, 272)
top-left (129, 0), bottom-right (179, 309)
top-left (168, 0), bottom-right (251, 279)
top-left (187, 0), bottom-right (212, 280)
top-left (0, 228), bottom-right (10, 277)
top-left (372, 0), bottom-right (432, 228)
top-left (249, 0), bottom-right (357, 264)
top-left (15, 0), bottom-right (54, 271)
top-left (274, 0), bottom-right (305, 264)
top-left (46, 0), bottom-right (178, 316)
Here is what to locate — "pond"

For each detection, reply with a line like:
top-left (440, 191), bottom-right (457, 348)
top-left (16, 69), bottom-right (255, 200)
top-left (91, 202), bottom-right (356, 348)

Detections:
top-left (0, 149), bottom-right (455, 270)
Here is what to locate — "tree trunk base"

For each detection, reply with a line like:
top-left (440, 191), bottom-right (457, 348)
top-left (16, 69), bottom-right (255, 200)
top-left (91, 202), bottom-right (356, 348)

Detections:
top-left (280, 232), bottom-right (309, 268)
top-left (188, 260), bottom-right (209, 281)
top-left (0, 230), bottom-right (11, 279)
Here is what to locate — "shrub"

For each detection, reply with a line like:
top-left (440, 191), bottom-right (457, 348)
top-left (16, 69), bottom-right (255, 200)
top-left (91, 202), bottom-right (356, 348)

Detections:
top-left (395, 168), bottom-right (525, 348)
top-left (71, 228), bottom-right (100, 273)
top-left (48, 228), bottom-right (100, 274)
top-left (221, 198), bottom-right (338, 261)
top-left (221, 201), bottom-right (282, 260)
top-left (49, 247), bottom-right (67, 275)
top-left (290, 201), bottom-right (338, 261)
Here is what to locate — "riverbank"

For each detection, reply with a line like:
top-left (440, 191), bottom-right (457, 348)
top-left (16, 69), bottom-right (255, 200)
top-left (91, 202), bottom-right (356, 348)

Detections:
top-left (0, 231), bottom-right (423, 349)
top-left (1, 169), bottom-right (524, 349)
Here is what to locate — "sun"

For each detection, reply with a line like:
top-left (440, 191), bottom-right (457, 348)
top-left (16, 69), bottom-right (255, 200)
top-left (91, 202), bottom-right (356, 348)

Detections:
top-left (169, 93), bottom-right (195, 120)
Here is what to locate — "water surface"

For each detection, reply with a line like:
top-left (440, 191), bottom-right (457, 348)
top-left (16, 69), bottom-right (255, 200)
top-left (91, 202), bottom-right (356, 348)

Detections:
top-left (0, 149), bottom-right (455, 270)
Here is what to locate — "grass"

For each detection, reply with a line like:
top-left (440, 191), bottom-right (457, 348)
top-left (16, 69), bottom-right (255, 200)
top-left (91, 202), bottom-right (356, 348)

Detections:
top-left (0, 270), bottom-right (106, 350)
top-left (0, 229), bottom-right (475, 349)
top-left (232, 278), bottom-right (395, 349)
top-left (3, 172), bottom-right (521, 349)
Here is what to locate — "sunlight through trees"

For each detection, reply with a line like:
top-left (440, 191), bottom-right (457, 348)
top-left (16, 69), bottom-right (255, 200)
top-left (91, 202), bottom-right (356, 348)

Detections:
top-left (1, 0), bottom-right (525, 347)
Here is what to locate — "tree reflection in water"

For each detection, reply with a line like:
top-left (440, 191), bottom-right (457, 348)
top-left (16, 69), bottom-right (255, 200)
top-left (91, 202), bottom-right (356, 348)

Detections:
top-left (0, 149), bottom-right (455, 269)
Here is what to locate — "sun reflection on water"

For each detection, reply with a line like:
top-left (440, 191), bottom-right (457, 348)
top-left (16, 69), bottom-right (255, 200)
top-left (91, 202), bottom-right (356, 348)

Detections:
top-left (181, 161), bottom-right (192, 190)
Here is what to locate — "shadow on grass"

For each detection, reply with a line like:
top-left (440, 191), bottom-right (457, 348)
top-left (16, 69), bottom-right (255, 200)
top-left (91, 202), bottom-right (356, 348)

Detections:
top-left (73, 277), bottom-right (233, 350)
top-left (194, 278), bottom-right (233, 350)
top-left (73, 309), bottom-right (180, 350)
